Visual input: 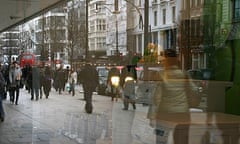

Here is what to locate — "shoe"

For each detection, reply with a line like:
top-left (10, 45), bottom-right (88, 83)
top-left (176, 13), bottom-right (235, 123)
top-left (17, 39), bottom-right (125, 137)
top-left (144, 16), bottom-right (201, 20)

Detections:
top-left (15, 103), bottom-right (18, 105)
top-left (133, 104), bottom-right (136, 110)
top-left (122, 108), bottom-right (128, 110)
top-left (85, 108), bottom-right (93, 114)
top-left (1, 117), bottom-right (4, 122)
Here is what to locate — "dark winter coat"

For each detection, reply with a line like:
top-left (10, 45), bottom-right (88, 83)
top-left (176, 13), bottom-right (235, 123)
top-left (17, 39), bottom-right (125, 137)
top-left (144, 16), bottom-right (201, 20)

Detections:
top-left (79, 64), bottom-right (99, 92)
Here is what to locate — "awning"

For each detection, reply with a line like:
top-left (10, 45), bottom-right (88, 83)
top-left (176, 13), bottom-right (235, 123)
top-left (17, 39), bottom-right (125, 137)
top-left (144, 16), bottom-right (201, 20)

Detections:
top-left (0, 0), bottom-right (69, 33)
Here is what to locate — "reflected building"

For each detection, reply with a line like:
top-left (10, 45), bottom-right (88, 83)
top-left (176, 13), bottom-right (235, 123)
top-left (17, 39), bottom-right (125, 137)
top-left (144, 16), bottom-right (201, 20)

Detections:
top-left (31, 0), bottom-right (86, 64)
top-left (178, 0), bottom-right (204, 70)
top-left (127, 0), bottom-right (178, 59)
top-left (0, 27), bottom-right (20, 63)
top-left (88, 0), bottom-right (107, 58)
top-left (105, 0), bottom-right (127, 56)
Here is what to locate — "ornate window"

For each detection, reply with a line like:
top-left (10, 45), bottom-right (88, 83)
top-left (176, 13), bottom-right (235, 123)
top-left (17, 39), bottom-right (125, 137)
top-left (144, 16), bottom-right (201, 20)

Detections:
top-left (234, 0), bottom-right (240, 21)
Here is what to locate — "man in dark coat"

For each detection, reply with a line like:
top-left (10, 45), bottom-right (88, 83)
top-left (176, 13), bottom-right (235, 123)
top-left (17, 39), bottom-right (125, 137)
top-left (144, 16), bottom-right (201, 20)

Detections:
top-left (54, 64), bottom-right (65, 94)
top-left (43, 65), bottom-right (52, 98)
top-left (79, 63), bottom-right (99, 114)
top-left (31, 65), bottom-right (40, 100)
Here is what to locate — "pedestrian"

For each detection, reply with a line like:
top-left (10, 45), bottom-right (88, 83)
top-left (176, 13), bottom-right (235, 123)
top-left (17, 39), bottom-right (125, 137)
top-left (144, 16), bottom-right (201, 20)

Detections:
top-left (0, 64), bottom-right (8, 100)
top-left (54, 64), bottom-right (65, 94)
top-left (24, 64), bottom-right (32, 93)
top-left (107, 67), bottom-right (120, 101)
top-left (31, 65), bottom-right (40, 101)
top-left (15, 62), bottom-right (22, 104)
top-left (43, 65), bottom-right (52, 98)
top-left (121, 66), bottom-right (136, 110)
top-left (68, 68), bottom-right (77, 96)
top-left (79, 63), bottom-right (98, 114)
top-left (0, 65), bottom-right (6, 122)
top-left (64, 66), bottom-right (70, 91)
top-left (39, 63), bottom-right (45, 99)
top-left (147, 57), bottom-right (192, 143)
top-left (8, 62), bottom-right (22, 105)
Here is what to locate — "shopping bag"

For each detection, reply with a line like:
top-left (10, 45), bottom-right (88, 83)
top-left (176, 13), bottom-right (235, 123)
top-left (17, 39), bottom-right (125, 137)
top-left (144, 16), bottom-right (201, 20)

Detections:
top-left (66, 83), bottom-right (71, 92)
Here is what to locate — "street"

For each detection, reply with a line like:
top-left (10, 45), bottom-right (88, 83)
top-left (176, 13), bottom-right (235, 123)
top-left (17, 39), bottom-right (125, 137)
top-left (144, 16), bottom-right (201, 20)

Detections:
top-left (0, 85), bottom-right (155, 144)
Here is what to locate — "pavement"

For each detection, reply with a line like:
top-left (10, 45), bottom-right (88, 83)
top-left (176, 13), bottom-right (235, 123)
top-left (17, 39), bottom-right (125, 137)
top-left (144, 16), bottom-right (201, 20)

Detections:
top-left (0, 85), bottom-right (156, 144)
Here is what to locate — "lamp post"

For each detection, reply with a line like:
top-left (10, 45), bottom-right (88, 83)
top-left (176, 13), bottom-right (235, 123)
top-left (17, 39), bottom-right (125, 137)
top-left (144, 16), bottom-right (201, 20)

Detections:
top-left (95, 0), bottom-right (143, 59)
top-left (96, 3), bottom-right (120, 57)
top-left (144, 0), bottom-right (149, 52)
top-left (115, 18), bottom-right (119, 56)
top-left (85, 0), bottom-right (89, 60)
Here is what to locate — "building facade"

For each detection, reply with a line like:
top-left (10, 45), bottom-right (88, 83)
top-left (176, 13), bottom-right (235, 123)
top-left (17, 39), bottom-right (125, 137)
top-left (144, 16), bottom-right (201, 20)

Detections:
top-left (33, 0), bottom-right (86, 64)
top-left (105, 0), bottom-right (127, 56)
top-left (178, 0), bottom-right (204, 70)
top-left (127, 0), bottom-right (178, 61)
top-left (34, 6), bottom-right (68, 63)
top-left (88, 0), bottom-right (107, 58)
top-left (0, 27), bottom-right (20, 63)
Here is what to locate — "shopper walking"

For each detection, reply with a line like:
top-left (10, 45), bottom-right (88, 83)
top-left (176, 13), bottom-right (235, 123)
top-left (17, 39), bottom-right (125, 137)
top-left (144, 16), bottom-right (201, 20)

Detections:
top-left (22, 63), bottom-right (31, 92)
top-left (0, 65), bottom-right (6, 122)
top-left (79, 63), bottom-right (98, 113)
top-left (31, 65), bottom-right (40, 101)
top-left (43, 65), bottom-right (52, 98)
top-left (121, 66), bottom-right (136, 110)
top-left (39, 63), bottom-right (45, 99)
top-left (54, 64), bottom-right (65, 94)
top-left (0, 64), bottom-right (8, 100)
top-left (68, 68), bottom-right (77, 96)
top-left (64, 66), bottom-right (70, 91)
top-left (8, 62), bottom-right (22, 105)
top-left (14, 63), bottom-right (22, 104)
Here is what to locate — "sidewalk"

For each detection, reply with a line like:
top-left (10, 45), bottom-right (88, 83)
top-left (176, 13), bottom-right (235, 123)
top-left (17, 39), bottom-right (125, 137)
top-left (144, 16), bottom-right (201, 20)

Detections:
top-left (0, 85), bottom-right (156, 144)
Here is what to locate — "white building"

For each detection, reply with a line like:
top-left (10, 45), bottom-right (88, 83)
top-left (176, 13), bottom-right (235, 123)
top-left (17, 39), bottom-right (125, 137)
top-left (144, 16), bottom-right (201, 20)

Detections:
top-left (34, 7), bottom-right (68, 62)
top-left (88, 0), bottom-right (127, 57)
top-left (88, 0), bottom-right (107, 57)
top-left (105, 0), bottom-right (127, 56)
top-left (127, 0), bottom-right (179, 58)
